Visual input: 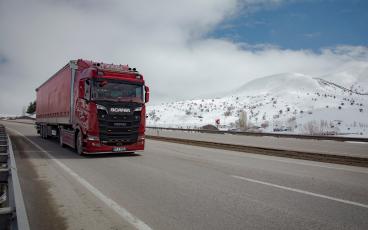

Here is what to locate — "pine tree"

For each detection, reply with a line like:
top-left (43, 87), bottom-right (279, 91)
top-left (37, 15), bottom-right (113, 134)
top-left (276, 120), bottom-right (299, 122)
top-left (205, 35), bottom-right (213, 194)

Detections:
top-left (26, 101), bottom-right (36, 114)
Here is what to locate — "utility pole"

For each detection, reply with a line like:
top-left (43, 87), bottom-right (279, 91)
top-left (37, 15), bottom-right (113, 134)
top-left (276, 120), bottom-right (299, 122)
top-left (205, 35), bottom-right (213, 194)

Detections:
top-left (239, 110), bottom-right (247, 130)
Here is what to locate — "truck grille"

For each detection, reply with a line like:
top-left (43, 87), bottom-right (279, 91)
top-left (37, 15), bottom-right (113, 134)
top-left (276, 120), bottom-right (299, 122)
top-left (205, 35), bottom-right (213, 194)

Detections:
top-left (97, 103), bottom-right (141, 146)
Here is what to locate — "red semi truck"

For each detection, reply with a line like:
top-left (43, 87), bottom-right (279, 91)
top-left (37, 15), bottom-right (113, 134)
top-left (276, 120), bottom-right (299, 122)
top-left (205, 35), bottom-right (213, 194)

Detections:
top-left (35, 59), bottom-right (149, 155)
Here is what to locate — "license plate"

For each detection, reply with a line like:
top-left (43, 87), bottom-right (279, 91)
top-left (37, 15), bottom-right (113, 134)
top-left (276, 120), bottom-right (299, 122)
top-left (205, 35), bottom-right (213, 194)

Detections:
top-left (114, 122), bottom-right (127, 127)
top-left (113, 147), bottom-right (126, 152)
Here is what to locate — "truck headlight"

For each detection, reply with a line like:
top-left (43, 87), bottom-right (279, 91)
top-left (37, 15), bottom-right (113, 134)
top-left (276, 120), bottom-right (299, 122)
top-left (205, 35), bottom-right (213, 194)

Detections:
top-left (87, 135), bottom-right (100, 141)
top-left (97, 104), bottom-right (107, 111)
top-left (134, 107), bottom-right (142, 111)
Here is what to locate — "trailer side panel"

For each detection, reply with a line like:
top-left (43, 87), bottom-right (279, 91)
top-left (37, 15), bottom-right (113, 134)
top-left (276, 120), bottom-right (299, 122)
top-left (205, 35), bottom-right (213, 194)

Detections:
top-left (36, 65), bottom-right (72, 124)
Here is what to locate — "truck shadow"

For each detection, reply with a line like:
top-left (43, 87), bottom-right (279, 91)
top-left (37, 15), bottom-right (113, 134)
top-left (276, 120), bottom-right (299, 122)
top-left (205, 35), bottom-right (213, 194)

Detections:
top-left (83, 152), bottom-right (141, 158)
top-left (57, 140), bottom-right (142, 159)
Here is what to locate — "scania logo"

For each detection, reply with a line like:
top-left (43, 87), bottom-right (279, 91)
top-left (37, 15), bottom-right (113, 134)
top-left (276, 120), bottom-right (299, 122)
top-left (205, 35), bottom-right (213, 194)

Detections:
top-left (110, 108), bottom-right (131, 113)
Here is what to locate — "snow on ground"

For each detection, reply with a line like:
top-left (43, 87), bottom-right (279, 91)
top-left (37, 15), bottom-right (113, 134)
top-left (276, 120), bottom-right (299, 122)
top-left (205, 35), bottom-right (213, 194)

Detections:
top-left (147, 72), bottom-right (368, 137)
top-left (0, 113), bottom-right (17, 118)
top-left (0, 113), bottom-right (35, 119)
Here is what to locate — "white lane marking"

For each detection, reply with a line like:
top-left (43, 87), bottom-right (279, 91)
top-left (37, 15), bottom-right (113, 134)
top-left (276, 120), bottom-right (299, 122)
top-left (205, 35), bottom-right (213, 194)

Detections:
top-left (148, 140), bottom-right (368, 174)
top-left (8, 127), bottom-right (153, 230)
top-left (242, 155), bottom-right (368, 174)
top-left (345, 141), bottom-right (368, 144)
top-left (147, 140), bottom-right (368, 174)
top-left (231, 175), bottom-right (368, 209)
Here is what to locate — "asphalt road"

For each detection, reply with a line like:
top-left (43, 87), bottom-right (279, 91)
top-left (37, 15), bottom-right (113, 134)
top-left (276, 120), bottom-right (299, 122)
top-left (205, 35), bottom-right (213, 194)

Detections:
top-left (146, 129), bottom-right (368, 158)
top-left (2, 121), bottom-right (368, 230)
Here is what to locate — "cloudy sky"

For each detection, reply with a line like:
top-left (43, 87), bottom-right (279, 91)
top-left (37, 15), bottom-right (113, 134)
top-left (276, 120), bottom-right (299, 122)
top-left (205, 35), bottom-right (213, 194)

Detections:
top-left (0, 0), bottom-right (367, 114)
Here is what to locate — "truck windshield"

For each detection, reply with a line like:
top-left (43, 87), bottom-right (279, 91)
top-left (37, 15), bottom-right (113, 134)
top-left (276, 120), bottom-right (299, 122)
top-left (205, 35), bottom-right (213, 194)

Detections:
top-left (92, 79), bottom-right (143, 103)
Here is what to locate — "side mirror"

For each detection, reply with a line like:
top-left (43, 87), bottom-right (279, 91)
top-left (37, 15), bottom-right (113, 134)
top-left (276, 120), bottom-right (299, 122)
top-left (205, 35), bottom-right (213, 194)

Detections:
top-left (78, 79), bottom-right (91, 102)
top-left (78, 80), bottom-right (85, 98)
top-left (144, 86), bottom-right (150, 103)
top-left (85, 79), bottom-right (90, 102)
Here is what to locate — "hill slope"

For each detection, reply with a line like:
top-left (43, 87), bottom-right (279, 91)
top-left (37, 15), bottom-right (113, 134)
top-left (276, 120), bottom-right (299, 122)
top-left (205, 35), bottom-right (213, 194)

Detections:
top-left (147, 73), bottom-right (368, 137)
top-left (320, 62), bottom-right (368, 95)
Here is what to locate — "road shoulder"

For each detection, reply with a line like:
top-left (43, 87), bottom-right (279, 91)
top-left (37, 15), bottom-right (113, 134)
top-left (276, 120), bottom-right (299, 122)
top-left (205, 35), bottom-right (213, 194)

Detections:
top-left (9, 131), bottom-right (135, 230)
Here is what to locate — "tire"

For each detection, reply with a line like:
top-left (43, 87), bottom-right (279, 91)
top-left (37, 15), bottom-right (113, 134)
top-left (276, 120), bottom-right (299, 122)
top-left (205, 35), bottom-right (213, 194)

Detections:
top-left (39, 125), bottom-right (43, 138)
top-left (43, 125), bottom-right (48, 139)
top-left (76, 131), bottom-right (84, 155)
top-left (41, 125), bottom-right (46, 139)
top-left (59, 128), bottom-right (65, 147)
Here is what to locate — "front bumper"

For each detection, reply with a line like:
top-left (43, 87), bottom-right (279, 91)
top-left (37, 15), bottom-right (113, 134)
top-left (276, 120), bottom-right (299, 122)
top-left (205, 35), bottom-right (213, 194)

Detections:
top-left (83, 140), bottom-right (145, 154)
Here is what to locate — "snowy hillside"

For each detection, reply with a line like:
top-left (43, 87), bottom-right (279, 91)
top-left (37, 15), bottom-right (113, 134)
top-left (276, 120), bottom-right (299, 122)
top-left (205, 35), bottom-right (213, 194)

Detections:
top-left (147, 72), bottom-right (368, 137)
top-left (320, 62), bottom-right (368, 95)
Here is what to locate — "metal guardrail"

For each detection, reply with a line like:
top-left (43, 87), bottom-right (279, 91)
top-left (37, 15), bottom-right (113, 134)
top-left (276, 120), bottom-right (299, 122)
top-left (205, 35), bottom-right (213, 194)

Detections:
top-left (0, 125), bottom-right (30, 230)
top-left (146, 127), bottom-right (368, 142)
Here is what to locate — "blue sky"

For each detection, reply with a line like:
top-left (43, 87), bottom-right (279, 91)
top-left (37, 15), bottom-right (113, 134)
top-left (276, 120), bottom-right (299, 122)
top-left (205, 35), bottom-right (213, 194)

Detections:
top-left (210, 0), bottom-right (368, 50)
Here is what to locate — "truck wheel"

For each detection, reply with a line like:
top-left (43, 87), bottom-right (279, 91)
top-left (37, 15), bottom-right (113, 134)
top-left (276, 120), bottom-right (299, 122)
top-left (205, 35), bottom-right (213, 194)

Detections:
top-left (76, 131), bottom-right (84, 155)
top-left (59, 129), bottom-right (65, 147)
top-left (41, 125), bottom-right (46, 139)
top-left (39, 125), bottom-right (43, 138)
top-left (43, 125), bottom-right (48, 139)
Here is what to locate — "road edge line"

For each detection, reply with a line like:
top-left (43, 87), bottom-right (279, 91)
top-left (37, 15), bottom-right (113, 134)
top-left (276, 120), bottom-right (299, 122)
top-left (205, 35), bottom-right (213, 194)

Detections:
top-left (7, 127), bottom-right (153, 230)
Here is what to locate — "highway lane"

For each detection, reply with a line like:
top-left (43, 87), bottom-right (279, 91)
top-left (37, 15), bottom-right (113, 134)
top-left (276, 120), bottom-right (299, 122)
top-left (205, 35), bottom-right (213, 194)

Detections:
top-left (2, 121), bottom-right (368, 230)
top-left (146, 129), bottom-right (368, 158)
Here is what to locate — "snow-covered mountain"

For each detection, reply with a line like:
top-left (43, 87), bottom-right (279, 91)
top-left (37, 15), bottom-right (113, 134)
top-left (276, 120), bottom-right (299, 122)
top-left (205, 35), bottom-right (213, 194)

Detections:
top-left (147, 72), bottom-right (368, 137)
top-left (320, 62), bottom-right (368, 95)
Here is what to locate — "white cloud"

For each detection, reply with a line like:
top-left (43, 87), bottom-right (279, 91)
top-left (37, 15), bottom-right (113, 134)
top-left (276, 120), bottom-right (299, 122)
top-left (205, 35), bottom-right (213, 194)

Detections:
top-left (0, 0), bottom-right (367, 114)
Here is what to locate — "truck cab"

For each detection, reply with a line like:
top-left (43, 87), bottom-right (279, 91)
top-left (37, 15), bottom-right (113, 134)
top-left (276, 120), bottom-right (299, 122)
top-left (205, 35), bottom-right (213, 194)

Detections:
top-left (74, 62), bottom-right (149, 154)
